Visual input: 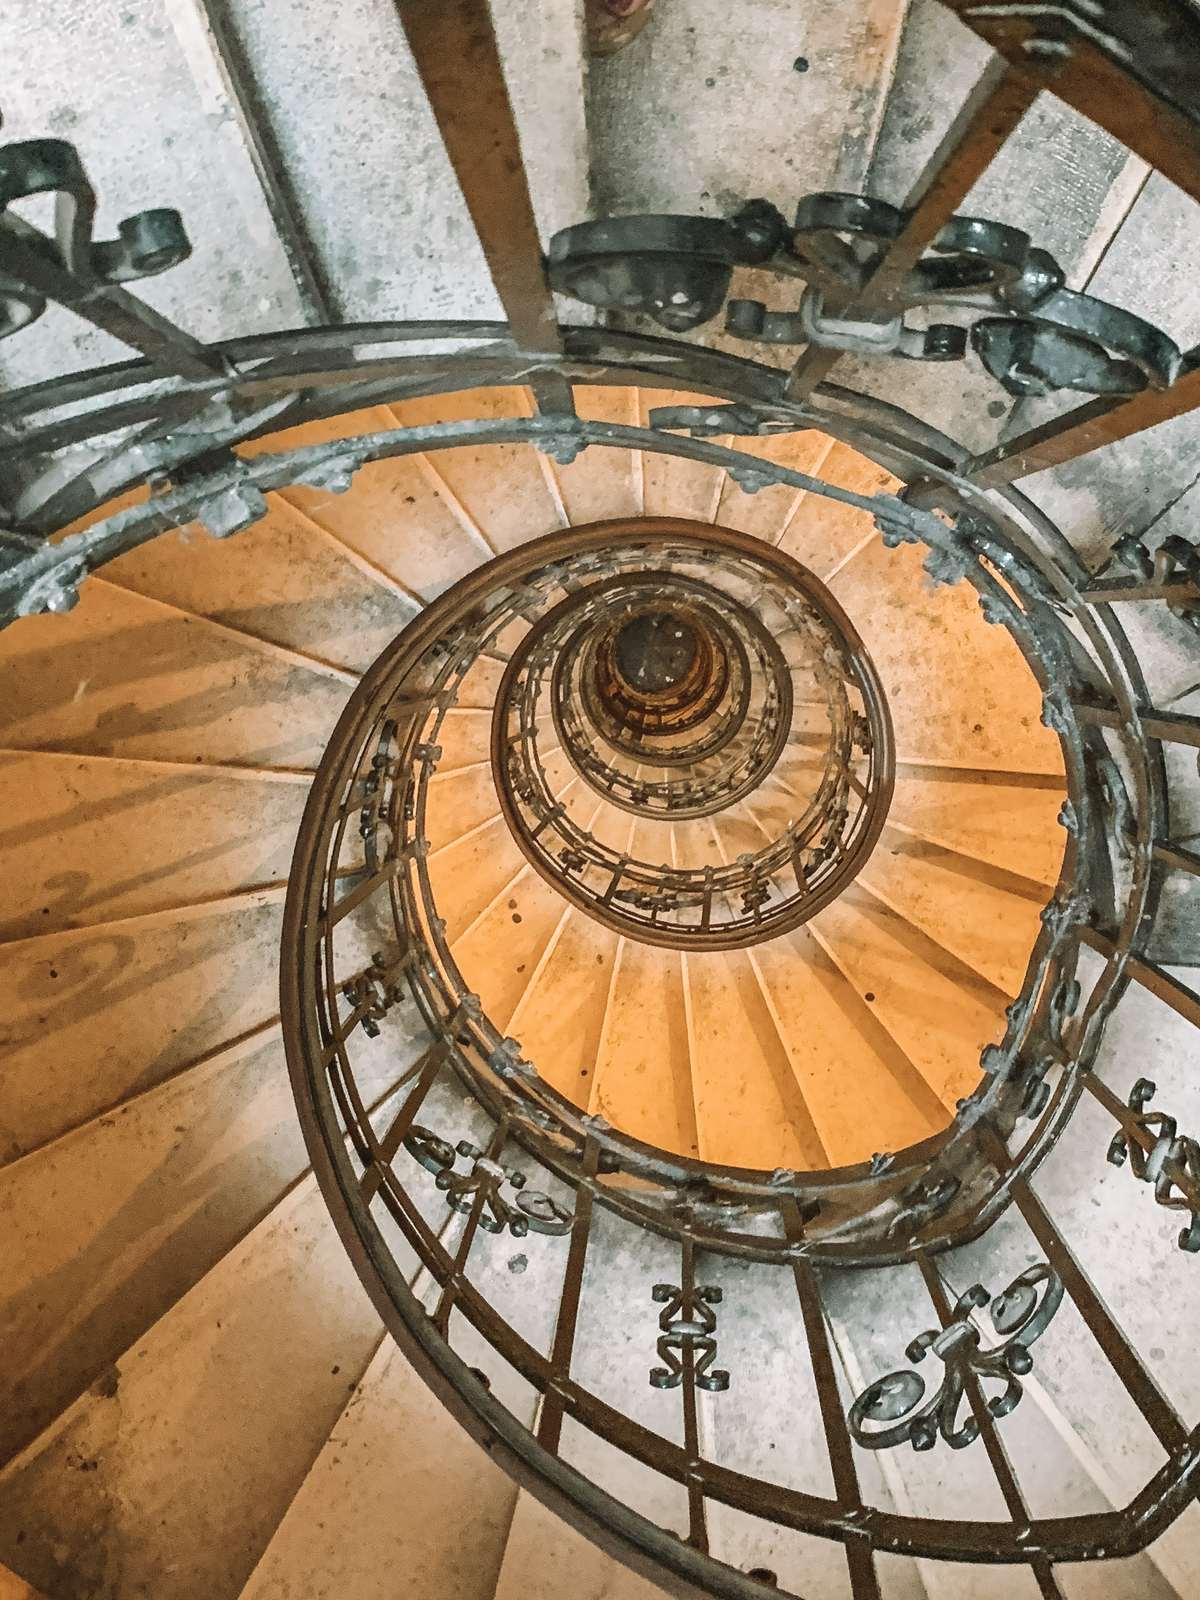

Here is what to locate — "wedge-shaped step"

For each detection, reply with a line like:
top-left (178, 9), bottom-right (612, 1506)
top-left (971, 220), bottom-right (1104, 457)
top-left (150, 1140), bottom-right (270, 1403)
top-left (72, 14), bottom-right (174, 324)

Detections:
top-left (239, 1333), bottom-right (518, 1600)
top-left (394, 389), bottom-right (564, 555)
top-left (777, 441), bottom-right (898, 579)
top-left (713, 427), bottom-right (837, 544)
top-left (890, 771), bottom-right (1065, 887)
top-left (561, 387), bottom-right (643, 524)
top-left (685, 940), bottom-right (826, 1171)
top-left (638, 390), bottom-right (727, 522)
top-left (105, 497), bottom-right (416, 674)
top-left (493, 1488), bottom-right (667, 1600)
top-left (592, 937), bottom-right (698, 1157)
top-left (810, 884), bottom-right (1004, 1118)
top-left (829, 534), bottom-right (1060, 773)
top-left (859, 832), bottom-right (1043, 999)
top-left (252, 409), bottom-right (491, 603)
top-left (0, 896), bottom-right (284, 1162)
top-left (453, 864), bottom-right (578, 1034)
top-left (750, 926), bottom-right (947, 1167)
top-left (507, 910), bottom-right (620, 1107)
top-left (0, 581), bottom-right (350, 770)
top-left (0, 1178), bottom-right (384, 1600)
top-left (0, 752), bottom-right (308, 940)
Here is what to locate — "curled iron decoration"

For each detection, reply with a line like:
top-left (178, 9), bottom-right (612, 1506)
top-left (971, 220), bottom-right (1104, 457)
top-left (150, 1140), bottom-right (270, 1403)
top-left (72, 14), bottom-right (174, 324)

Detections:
top-left (0, 138), bottom-right (191, 339)
top-left (649, 1283), bottom-right (730, 1392)
top-left (1107, 1079), bottom-right (1200, 1252)
top-left (849, 1265), bottom-right (1064, 1451)
top-left (548, 192), bottom-right (1181, 398)
top-left (403, 1124), bottom-right (574, 1237)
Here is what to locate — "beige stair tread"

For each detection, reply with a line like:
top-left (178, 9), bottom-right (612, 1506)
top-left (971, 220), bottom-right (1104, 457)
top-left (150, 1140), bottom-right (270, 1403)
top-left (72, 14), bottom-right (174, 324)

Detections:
top-left (751, 929), bottom-right (945, 1166)
top-left (0, 1181), bottom-right (384, 1600)
top-left (560, 386), bottom-right (642, 523)
top-left (685, 942), bottom-right (824, 1170)
top-left (592, 937), bottom-right (697, 1157)
top-left (776, 440), bottom-right (898, 577)
top-left (393, 387), bottom-right (564, 554)
top-left (509, 910), bottom-right (619, 1105)
top-left (426, 814), bottom-right (539, 945)
top-left (638, 389), bottom-right (727, 521)
top-left (713, 426), bottom-right (837, 543)
top-left (0, 1032), bottom-right (307, 1467)
top-left (493, 1489), bottom-right (667, 1600)
top-left (0, 898), bottom-right (284, 1164)
top-left (859, 833), bottom-right (1043, 999)
top-left (424, 764), bottom-right (503, 851)
top-left (434, 705), bottom-right (497, 771)
top-left (282, 469), bottom-right (489, 605)
top-left (103, 498), bottom-right (415, 674)
top-left (812, 886), bottom-right (1002, 1117)
top-left (829, 534), bottom-right (1060, 772)
top-left (452, 865), bottom-right (576, 1032)
top-left (240, 1337), bottom-right (518, 1600)
top-left (0, 752), bottom-right (308, 940)
top-left (0, 580), bottom-right (350, 770)
top-left (890, 773), bottom-right (1065, 887)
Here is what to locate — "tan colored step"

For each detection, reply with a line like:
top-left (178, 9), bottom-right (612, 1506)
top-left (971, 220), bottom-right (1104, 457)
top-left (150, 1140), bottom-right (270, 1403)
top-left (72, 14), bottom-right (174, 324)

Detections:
top-left (828, 533), bottom-right (1062, 774)
top-left (714, 427), bottom-right (839, 544)
top-left (638, 388), bottom-right (727, 522)
top-left (103, 496), bottom-right (415, 675)
top-left (0, 1180), bottom-right (384, 1600)
top-left (749, 926), bottom-right (946, 1167)
top-left (859, 831), bottom-right (1044, 998)
top-left (591, 936), bottom-right (698, 1157)
top-left (392, 387), bottom-right (565, 554)
top-left (0, 1032), bottom-right (306, 1467)
top-left (776, 440), bottom-right (898, 577)
top-left (507, 908), bottom-right (620, 1108)
top-left (452, 861), bottom-right (580, 1033)
top-left (255, 406), bottom-right (493, 603)
top-left (811, 884), bottom-right (1004, 1118)
top-left (560, 386), bottom-right (643, 523)
top-left (239, 1336), bottom-right (518, 1600)
top-left (0, 896), bottom-right (283, 1164)
top-left (890, 771), bottom-right (1065, 887)
top-left (0, 580), bottom-right (351, 770)
top-left (0, 752), bottom-right (308, 940)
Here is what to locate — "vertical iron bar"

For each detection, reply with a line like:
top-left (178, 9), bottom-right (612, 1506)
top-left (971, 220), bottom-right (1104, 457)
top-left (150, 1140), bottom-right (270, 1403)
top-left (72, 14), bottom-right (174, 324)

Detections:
top-left (786, 1203), bottom-right (881, 1600)
top-left (395, 0), bottom-right (573, 415)
top-left (537, 1139), bottom-right (598, 1455)
top-left (784, 58), bottom-right (1039, 402)
top-left (359, 1041), bottom-right (447, 1202)
top-left (432, 1116), bottom-right (509, 1333)
top-left (180, 0), bottom-right (336, 325)
top-left (679, 1231), bottom-right (710, 1553)
top-left (917, 1252), bottom-right (1063, 1600)
top-left (1002, 1160), bottom-right (1189, 1454)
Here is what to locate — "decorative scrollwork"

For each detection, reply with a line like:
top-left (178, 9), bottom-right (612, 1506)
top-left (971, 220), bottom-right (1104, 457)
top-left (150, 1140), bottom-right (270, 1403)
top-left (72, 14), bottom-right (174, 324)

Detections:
top-left (341, 947), bottom-right (411, 1038)
top-left (0, 139), bottom-right (191, 340)
top-left (649, 1283), bottom-right (730, 1392)
top-left (402, 1125), bottom-right (573, 1236)
top-left (1107, 1079), bottom-right (1200, 1252)
top-left (1099, 533), bottom-right (1200, 631)
top-left (548, 191), bottom-right (1181, 399)
top-left (849, 1265), bottom-right (1063, 1450)
top-left (885, 1174), bottom-right (962, 1241)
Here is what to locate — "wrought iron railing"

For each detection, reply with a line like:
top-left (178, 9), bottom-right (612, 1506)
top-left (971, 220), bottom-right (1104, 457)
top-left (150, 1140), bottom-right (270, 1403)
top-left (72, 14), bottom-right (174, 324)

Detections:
top-left (4, 1), bottom-right (1200, 1595)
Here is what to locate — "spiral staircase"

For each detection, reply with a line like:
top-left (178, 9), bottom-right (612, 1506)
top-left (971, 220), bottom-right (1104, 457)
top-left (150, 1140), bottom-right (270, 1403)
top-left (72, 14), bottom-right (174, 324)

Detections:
top-left (3, 2), bottom-right (1200, 1598)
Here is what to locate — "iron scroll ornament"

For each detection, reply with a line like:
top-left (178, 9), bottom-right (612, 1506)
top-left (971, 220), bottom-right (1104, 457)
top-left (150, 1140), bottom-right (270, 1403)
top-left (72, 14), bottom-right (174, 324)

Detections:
top-left (402, 1124), bottom-right (574, 1237)
top-left (1107, 1078), bottom-right (1200, 1253)
top-left (0, 138), bottom-right (191, 339)
top-left (848, 1264), bottom-right (1064, 1450)
top-left (547, 193), bottom-right (1181, 399)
